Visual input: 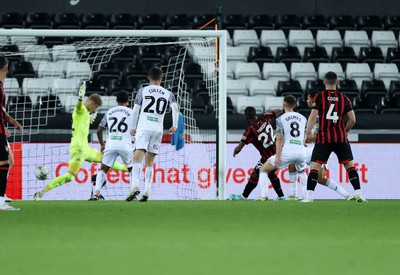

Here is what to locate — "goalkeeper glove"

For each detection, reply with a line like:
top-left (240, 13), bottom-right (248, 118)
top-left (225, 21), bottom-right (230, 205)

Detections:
top-left (90, 112), bottom-right (97, 124)
top-left (78, 82), bottom-right (86, 101)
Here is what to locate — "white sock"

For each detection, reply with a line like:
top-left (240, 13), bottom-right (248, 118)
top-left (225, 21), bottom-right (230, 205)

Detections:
top-left (131, 162), bottom-right (141, 191)
top-left (94, 170), bottom-right (107, 194)
top-left (298, 172), bottom-right (308, 199)
top-left (306, 190), bottom-right (314, 200)
top-left (354, 189), bottom-right (362, 196)
top-left (289, 172), bottom-right (297, 196)
top-left (0, 196), bottom-right (5, 204)
top-left (259, 172), bottom-right (269, 198)
top-left (144, 166), bottom-right (153, 196)
top-left (326, 179), bottom-right (350, 198)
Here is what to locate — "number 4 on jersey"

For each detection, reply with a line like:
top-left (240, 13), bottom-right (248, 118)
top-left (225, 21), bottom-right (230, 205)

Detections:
top-left (326, 104), bottom-right (339, 122)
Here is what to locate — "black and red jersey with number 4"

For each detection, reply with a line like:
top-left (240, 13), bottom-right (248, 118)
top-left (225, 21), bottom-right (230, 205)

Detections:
top-left (0, 81), bottom-right (6, 134)
top-left (312, 90), bottom-right (353, 144)
top-left (241, 112), bottom-right (277, 159)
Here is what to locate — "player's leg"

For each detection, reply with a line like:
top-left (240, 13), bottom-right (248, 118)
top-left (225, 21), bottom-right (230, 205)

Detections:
top-left (318, 166), bottom-right (350, 199)
top-left (335, 142), bottom-right (366, 202)
top-left (288, 164), bottom-right (298, 200)
top-left (268, 170), bottom-right (285, 200)
top-left (231, 158), bottom-right (264, 200)
top-left (4, 142), bottom-right (14, 202)
top-left (125, 149), bottom-right (145, 201)
top-left (257, 157), bottom-right (278, 201)
top-left (86, 147), bottom-right (128, 172)
top-left (0, 134), bottom-right (17, 210)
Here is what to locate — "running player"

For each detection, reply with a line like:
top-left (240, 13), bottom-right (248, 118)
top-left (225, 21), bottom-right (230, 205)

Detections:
top-left (258, 96), bottom-right (307, 201)
top-left (90, 90), bottom-right (135, 200)
top-left (231, 106), bottom-right (285, 201)
top-left (302, 71), bottom-right (366, 203)
top-left (34, 84), bottom-right (129, 200)
top-left (125, 67), bottom-right (179, 202)
top-left (0, 56), bottom-right (23, 211)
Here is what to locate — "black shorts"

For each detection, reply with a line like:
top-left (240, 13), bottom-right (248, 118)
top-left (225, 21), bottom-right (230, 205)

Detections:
top-left (0, 133), bottom-right (9, 161)
top-left (311, 142), bottom-right (353, 165)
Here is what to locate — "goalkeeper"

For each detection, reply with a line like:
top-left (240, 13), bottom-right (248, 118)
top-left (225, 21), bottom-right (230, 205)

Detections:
top-left (34, 84), bottom-right (128, 200)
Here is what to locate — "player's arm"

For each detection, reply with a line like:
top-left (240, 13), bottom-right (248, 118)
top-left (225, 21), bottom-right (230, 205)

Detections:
top-left (131, 89), bottom-right (143, 136)
top-left (345, 110), bottom-right (356, 132)
top-left (4, 113), bottom-right (22, 134)
top-left (97, 114), bottom-right (107, 152)
top-left (233, 141), bottom-right (245, 157)
top-left (169, 93), bottom-right (179, 134)
top-left (305, 109), bottom-right (318, 143)
top-left (265, 108), bottom-right (284, 118)
top-left (234, 130), bottom-right (251, 157)
top-left (77, 82), bottom-right (86, 112)
top-left (274, 118), bottom-right (284, 166)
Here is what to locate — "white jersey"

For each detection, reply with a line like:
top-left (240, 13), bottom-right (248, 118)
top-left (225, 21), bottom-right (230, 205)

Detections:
top-left (100, 106), bottom-right (135, 151)
top-left (276, 112), bottom-right (307, 148)
top-left (134, 85), bottom-right (176, 133)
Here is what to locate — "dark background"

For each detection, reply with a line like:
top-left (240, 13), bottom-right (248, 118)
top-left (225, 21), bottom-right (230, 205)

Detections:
top-left (0, 0), bottom-right (398, 16)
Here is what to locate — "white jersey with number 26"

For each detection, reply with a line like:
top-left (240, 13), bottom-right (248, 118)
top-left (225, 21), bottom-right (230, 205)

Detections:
top-left (100, 106), bottom-right (135, 151)
top-left (134, 84), bottom-right (177, 133)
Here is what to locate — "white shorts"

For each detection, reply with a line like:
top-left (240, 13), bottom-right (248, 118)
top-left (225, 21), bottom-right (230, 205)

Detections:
top-left (102, 149), bottom-right (134, 168)
top-left (306, 144), bottom-right (327, 169)
top-left (268, 147), bottom-right (307, 171)
top-left (135, 130), bottom-right (162, 154)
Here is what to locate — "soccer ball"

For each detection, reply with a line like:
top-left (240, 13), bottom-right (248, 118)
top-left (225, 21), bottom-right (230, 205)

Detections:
top-left (35, 165), bottom-right (50, 180)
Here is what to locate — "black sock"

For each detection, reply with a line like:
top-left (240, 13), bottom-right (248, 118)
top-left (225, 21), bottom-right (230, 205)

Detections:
top-left (268, 171), bottom-right (284, 197)
top-left (0, 165), bottom-right (10, 197)
top-left (242, 181), bottom-right (257, 198)
top-left (307, 169), bottom-right (319, 191)
top-left (347, 167), bottom-right (361, 190)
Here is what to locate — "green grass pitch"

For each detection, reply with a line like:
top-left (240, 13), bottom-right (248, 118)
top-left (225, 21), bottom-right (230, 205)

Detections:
top-left (1, 200), bottom-right (399, 275)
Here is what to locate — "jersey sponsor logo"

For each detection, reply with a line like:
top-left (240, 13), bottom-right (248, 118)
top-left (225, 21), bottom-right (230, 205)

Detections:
top-left (147, 116), bottom-right (159, 122)
top-left (327, 97), bottom-right (339, 101)
top-left (110, 136), bottom-right (122, 140)
top-left (290, 139), bottom-right (302, 145)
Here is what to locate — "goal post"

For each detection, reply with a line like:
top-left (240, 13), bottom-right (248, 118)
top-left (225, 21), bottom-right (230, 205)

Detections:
top-left (0, 29), bottom-right (227, 200)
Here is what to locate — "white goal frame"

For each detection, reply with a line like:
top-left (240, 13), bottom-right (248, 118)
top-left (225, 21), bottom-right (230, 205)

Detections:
top-left (0, 29), bottom-right (227, 200)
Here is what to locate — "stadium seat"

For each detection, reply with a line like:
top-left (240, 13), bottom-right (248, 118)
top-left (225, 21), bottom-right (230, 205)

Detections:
top-left (275, 15), bottom-right (301, 36)
top-left (66, 62), bottom-right (92, 79)
top-left (275, 46), bottom-right (302, 69)
top-left (22, 78), bottom-right (53, 105)
top-left (6, 95), bottom-right (33, 112)
top-left (9, 61), bottom-right (36, 82)
top-left (236, 96), bottom-right (264, 114)
top-left (51, 78), bottom-right (81, 94)
top-left (227, 97), bottom-right (235, 114)
top-left (25, 13), bottom-right (52, 29)
top-left (315, 30), bottom-right (343, 56)
top-left (318, 63), bottom-right (345, 80)
top-left (85, 79), bottom-right (108, 96)
top-left (276, 80), bottom-right (303, 97)
top-left (302, 15), bottom-right (328, 35)
top-left (346, 63), bottom-right (373, 88)
top-left (137, 14), bottom-right (164, 29)
top-left (81, 13), bottom-right (108, 29)
top-left (305, 80), bottom-right (325, 94)
top-left (227, 79), bottom-right (248, 107)
top-left (384, 16), bottom-right (400, 36)
top-left (38, 61), bottom-right (66, 78)
top-left (388, 80), bottom-right (400, 103)
top-left (95, 62), bottom-right (121, 82)
top-left (360, 79), bottom-right (387, 106)
top-left (3, 78), bottom-right (20, 96)
top-left (260, 30), bottom-right (287, 56)
top-left (226, 62), bottom-right (235, 79)
top-left (353, 98), bottom-right (378, 114)
top-left (234, 62), bottom-right (261, 79)
top-left (329, 15), bottom-right (356, 35)
top-left (247, 15), bottom-right (273, 36)
top-left (37, 37), bottom-right (65, 48)
top-left (227, 46), bottom-right (248, 63)
top-left (233, 30), bottom-right (259, 50)
top-left (36, 94), bottom-right (64, 114)
top-left (288, 30), bottom-right (315, 56)
top-left (109, 13), bottom-right (136, 29)
top-left (191, 96), bottom-right (207, 114)
top-left (10, 36), bottom-right (37, 49)
top-left (386, 47), bottom-right (400, 69)
top-left (137, 46), bottom-right (163, 63)
top-left (331, 47), bottom-right (358, 68)
top-left (192, 14), bottom-right (215, 30)
top-left (164, 14), bottom-right (191, 29)
top-left (264, 96), bottom-right (284, 110)
top-left (53, 13), bottom-right (80, 29)
top-left (0, 12), bottom-right (24, 28)
top-left (52, 45), bottom-right (78, 61)
top-left (109, 79), bottom-right (135, 94)
top-left (97, 96), bottom-right (116, 113)
top-left (248, 80), bottom-right (276, 96)
top-left (248, 47), bottom-right (274, 69)
top-left (303, 47), bottom-right (330, 67)
top-left (337, 80), bottom-right (360, 102)
top-left (290, 63), bottom-right (317, 89)
top-left (358, 47), bottom-right (384, 69)
top-left (374, 63), bottom-right (400, 88)
top-left (223, 14), bottom-right (247, 35)
top-left (262, 63), bottom-right (290, 86)
top-left (344, 31), bottom-right (371, 55)
top-left (371, 31), bottom-right (398, 57)
top-left (22, 45), bottom-right (51, 62)
top-left (357, 15), bottom-right (383, 37)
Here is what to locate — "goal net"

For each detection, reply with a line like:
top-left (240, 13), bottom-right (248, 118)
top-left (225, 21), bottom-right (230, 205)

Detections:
top-left (0, 29), bottom-right (227, 201)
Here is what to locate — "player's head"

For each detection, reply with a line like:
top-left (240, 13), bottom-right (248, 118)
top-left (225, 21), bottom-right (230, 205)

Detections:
top-left (116, 90), bottom-right (129, 106)
top-left (86, 93), bottom-right (103, 112)
top-left (244, 106), bottom-right (257, 124)
top-left (0, 56), bottom-right (9, 81)
top-left (148, 67), bottom-right (163, 83)
top-left (283, 95), bottom-right (297, 110)
top-left (323, 71), bottom-right (338, 88)
top-left (307, 91), bottom-right (319, 108)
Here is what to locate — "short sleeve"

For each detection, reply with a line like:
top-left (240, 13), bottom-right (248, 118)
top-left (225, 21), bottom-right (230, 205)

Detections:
top-left (134, 88), bottom-right (143, 106)
top-left (276, 117), bottom-right (284, 135)
top-left (344, 95), bottom-right (353, 113)
top-left (241, 128), bottom-right (253, 145)
top-left (311, 93), bottom-right (321, 110)
top-left (99, 114), bottom-right (107, 128)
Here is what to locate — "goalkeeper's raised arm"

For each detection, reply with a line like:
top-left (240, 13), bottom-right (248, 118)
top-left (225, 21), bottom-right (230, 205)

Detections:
top-left (77, 81), bottom-right (86, 111)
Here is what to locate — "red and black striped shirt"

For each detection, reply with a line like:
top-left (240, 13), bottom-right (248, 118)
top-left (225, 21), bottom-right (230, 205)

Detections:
top-left (0, 81), bottom-right (6, 134)
top-left (241, 112), bottom-right (277, 159)
top-left (312, 90), bottom-right (353, 144)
